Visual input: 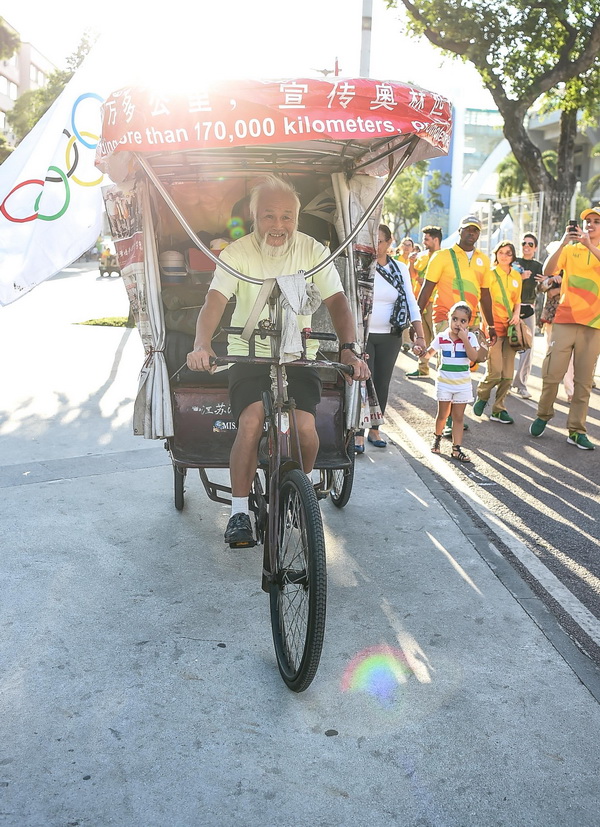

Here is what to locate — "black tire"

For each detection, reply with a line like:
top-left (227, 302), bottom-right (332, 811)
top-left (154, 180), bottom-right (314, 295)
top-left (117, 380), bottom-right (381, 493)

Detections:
top-left (174, 465), bottom-right (186, 511)
top-left (269, 468), bottom-right (327, 692)
top-left (329, 434), bottom-right (355, 509)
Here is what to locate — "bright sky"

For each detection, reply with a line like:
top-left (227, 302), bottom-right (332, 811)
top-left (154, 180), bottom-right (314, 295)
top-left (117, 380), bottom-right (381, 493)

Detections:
top-left (2, 0), bottom-right (492, 107)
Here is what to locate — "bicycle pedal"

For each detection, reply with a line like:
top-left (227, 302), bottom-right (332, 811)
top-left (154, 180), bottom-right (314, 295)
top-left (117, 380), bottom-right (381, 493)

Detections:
top-left (314, 486), bottom-right (328, 500)
top-left (228, 539), bottom-right (258, 549)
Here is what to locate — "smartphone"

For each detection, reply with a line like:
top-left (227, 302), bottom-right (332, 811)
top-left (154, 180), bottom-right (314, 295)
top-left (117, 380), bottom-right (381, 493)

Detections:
top-left (567, 218), bottom-right (579, 244)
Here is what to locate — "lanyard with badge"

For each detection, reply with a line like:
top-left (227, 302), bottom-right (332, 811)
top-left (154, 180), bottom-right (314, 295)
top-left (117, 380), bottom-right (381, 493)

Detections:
top-left (494, 268), bottom-right (513, 316)
top-left (449, 248), bottom-right (467, 301)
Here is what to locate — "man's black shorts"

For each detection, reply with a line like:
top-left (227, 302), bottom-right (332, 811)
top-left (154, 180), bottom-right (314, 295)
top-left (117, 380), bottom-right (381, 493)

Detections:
top-left (228, 363), bottom-right (322, 423)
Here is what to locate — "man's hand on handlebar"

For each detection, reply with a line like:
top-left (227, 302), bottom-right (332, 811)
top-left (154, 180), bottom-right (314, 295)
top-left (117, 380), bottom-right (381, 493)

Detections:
top-left (187, 345), bottom-right (217, 373)
top-left (339, 348), bottom-right (370, 384)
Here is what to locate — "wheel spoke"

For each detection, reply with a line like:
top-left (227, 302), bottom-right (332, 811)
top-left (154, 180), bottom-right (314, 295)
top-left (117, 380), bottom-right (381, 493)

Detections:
top-left (269, 469), bottom-right (327, 691)
top-left (278, 487), bottom-right (310, 670)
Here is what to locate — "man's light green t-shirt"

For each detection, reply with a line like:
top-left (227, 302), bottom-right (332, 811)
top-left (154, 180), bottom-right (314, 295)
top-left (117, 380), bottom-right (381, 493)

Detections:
top-left (210, 232), bottom-right (344, 357)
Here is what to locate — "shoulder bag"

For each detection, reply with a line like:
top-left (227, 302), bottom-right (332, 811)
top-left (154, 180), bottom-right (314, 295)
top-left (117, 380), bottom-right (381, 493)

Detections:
top-left (494, 269), bottom-right (533, 351)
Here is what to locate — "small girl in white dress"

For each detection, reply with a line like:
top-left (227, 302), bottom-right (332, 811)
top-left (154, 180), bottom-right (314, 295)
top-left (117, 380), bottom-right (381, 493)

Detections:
top-left (421, 301), bottom-right (479, 462)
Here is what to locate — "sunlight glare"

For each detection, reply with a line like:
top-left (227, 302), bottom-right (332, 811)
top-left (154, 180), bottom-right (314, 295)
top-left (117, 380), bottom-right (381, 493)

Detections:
top-left (93, 2), bottom-right (360, 91)
top-left (426, 532), bottom-right (483, 595)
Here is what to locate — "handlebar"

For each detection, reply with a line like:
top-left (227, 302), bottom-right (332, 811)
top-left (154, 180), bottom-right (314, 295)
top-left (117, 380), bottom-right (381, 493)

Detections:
top-left (221, 327), bottom-right (338, 342)
top-left (209, 355), bottom-right (354, 376)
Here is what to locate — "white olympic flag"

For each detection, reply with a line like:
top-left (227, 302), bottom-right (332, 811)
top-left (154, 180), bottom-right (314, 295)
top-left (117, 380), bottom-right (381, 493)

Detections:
top-left (0, 43), bottom-right (122, 306)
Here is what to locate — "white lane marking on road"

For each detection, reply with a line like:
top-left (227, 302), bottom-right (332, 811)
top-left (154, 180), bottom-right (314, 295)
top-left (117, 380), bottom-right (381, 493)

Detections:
top-left (384, 404), bottom-right (600, 650)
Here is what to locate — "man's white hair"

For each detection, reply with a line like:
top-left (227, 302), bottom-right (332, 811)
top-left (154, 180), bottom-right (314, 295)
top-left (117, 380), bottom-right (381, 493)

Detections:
top-left (249, 175), bottom-right (301, 224)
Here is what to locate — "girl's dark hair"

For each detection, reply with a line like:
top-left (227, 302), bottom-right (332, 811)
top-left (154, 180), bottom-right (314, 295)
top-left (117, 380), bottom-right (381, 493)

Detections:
top-left (492, 240), bottom-right (517, 264)
top-left (449, 301), bottom-right (472, 322)
top-left (379, 224), bottom-right (392, 242)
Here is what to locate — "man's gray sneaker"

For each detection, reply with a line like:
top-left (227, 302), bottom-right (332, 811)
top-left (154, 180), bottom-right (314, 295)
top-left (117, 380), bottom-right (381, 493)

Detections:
top-left (224, 512), bottom-right (256, 547)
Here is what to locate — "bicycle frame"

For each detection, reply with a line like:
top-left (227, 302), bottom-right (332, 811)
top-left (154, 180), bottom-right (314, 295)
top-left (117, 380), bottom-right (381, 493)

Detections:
top-left (211, 284), bottom-right (352, 585)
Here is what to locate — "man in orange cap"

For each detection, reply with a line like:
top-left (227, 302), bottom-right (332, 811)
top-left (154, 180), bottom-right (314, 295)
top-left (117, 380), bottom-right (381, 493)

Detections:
top-left (529, 205), bottom-right (600, 449)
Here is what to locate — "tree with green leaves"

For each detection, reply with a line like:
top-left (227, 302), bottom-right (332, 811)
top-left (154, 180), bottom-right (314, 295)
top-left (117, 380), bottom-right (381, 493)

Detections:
top-left (0, 134), bottom-right (13, 163)
top-left (6, 31), bottom-right (96, 144)
top-left (383, 160), bottom-right (450, 237)
top-left (587, 142), bottom-right (600, 200)
top-left (0, 18), bottom-right (20, 61)
top-left (386, 1), bottom-right (600, 245)
top-left (497, 151), bottom-right (557, 199)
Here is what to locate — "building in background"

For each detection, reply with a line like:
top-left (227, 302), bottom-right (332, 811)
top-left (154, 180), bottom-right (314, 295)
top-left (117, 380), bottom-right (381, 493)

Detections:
top-left (427, 102), bottom-right (600, 251)
top-left (0, 18), bottom-right (55, 142)
top-left (527, 111), bottom-right (600, 204)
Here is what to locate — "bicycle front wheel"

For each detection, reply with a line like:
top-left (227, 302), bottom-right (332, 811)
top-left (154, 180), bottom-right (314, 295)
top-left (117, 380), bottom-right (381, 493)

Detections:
top-left (269, 468), bottom-right (327, 692)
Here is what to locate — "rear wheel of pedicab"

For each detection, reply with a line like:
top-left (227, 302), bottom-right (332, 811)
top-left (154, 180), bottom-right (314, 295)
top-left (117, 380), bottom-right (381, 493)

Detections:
top-left (269, 468), bottom-right (327, 692)
top-left (329, 434), bottom-right (355, 509)
top-left (174, 465), bottom-right (186, 511)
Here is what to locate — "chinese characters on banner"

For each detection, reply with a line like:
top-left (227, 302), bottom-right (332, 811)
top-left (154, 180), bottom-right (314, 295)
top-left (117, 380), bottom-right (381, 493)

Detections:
top-left (97, 78), bottom-right (452, 167)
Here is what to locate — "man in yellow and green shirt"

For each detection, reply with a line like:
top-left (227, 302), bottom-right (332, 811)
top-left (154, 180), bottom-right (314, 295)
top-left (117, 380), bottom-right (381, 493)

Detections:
top-left (530, 206), bottom-right (600, 450)
top-left (417, 215), bottom-right (497, 343)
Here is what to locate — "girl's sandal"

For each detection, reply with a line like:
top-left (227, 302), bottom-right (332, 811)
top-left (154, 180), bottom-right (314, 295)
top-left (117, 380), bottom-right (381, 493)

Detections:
top-left (431, 434), bottom-right (442, 454)
top-left (451, 444), bottom-right (471, 463)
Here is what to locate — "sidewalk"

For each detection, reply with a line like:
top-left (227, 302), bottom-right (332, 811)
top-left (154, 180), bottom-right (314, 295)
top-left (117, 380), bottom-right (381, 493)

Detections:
top-left (1, 270), bottom-right (600, 826)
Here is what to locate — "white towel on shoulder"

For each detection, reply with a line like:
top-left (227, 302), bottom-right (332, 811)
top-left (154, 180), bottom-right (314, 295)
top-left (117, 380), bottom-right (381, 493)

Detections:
top-left (276, 273), bottom-right (322, 363)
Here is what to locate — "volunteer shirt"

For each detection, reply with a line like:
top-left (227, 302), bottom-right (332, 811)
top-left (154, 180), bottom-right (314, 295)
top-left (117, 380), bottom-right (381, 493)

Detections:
top-left (554, 243), bottom-right (600, 329)
top-left (413, 250), bottom-right (434, 304)
top-left (425, 245), bottom-right (491, 323)
top-left (394, 253), bottom-right (410, 266)
top-left (429, 328), bottom-right (478, 393)
top-left (210, 232), bottom-right (343, 357)
top-left (489, 266), bottom-right (522, 337)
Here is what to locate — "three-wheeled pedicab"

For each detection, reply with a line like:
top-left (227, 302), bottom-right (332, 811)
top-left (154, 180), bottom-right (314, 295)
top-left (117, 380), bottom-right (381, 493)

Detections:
top-left (97, 78), bottom-right (451, 690)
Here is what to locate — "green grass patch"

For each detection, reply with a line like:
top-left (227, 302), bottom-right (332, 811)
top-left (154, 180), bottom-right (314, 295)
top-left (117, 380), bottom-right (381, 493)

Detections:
top-left (78, 316), bottom-right (132, 327)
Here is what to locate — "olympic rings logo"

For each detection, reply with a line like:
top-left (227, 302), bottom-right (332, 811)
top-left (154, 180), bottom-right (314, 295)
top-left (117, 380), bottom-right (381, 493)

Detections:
top-left (0, 92), bottom-right (105, 224)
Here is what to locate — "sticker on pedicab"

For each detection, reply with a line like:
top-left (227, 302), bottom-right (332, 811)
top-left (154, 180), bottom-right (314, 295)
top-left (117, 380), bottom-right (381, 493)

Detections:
top-left (191, 403), bottom-right (232, 415)
top-left (213, 419), bottom-right (237, 433)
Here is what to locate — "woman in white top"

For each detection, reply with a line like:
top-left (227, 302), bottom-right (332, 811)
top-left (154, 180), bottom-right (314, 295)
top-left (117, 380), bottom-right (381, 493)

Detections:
top-left (356, 224), bottom-right (425, 451)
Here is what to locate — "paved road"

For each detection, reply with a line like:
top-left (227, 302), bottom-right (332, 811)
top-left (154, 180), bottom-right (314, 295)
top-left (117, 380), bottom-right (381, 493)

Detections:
top-left (384, 341), bottom-right (600, 665)
top-left (2, 265), bottom-right (600, 826)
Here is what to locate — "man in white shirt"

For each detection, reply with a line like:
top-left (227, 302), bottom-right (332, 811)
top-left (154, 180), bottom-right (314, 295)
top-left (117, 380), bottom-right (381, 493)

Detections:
top-left (187, 175), bottom-right (370, 545)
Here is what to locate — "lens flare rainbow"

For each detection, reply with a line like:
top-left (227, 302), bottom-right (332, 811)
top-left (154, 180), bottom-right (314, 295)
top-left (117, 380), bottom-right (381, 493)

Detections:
top-left (341, 644), bottom-right (412, 706)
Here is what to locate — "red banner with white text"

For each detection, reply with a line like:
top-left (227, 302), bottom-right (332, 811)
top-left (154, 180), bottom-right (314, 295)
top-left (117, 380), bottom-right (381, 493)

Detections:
top-left (96, 78), bottom-right (452, 167)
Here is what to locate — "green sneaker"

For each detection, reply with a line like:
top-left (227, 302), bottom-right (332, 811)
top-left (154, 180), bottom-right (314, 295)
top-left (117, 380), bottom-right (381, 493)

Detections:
top-left (529, 418), bottom-right (547, 437)
top-left (473, 399), bottom-right (487, 417)
top-left (567, 432), bottom-right (595, 450)
top-left (441, 415), bottom-right (451, 438)
top-left (490, 411), bottom-right (514, 424)
top-left (406, 369), bottom-right (429, 379)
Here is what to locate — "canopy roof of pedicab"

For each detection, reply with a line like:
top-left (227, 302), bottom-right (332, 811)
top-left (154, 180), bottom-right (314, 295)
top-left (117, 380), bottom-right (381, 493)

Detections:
top-left (96, 78), bottom-right (452, 182)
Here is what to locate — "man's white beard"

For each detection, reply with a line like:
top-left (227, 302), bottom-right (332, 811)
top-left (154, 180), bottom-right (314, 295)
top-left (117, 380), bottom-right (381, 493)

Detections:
top-left (255, 229), bottom-right (296, 259)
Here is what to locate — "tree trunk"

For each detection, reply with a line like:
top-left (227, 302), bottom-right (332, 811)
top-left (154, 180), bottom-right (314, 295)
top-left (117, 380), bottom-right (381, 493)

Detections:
top-left (496, 101), bottom-right (577, 251)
